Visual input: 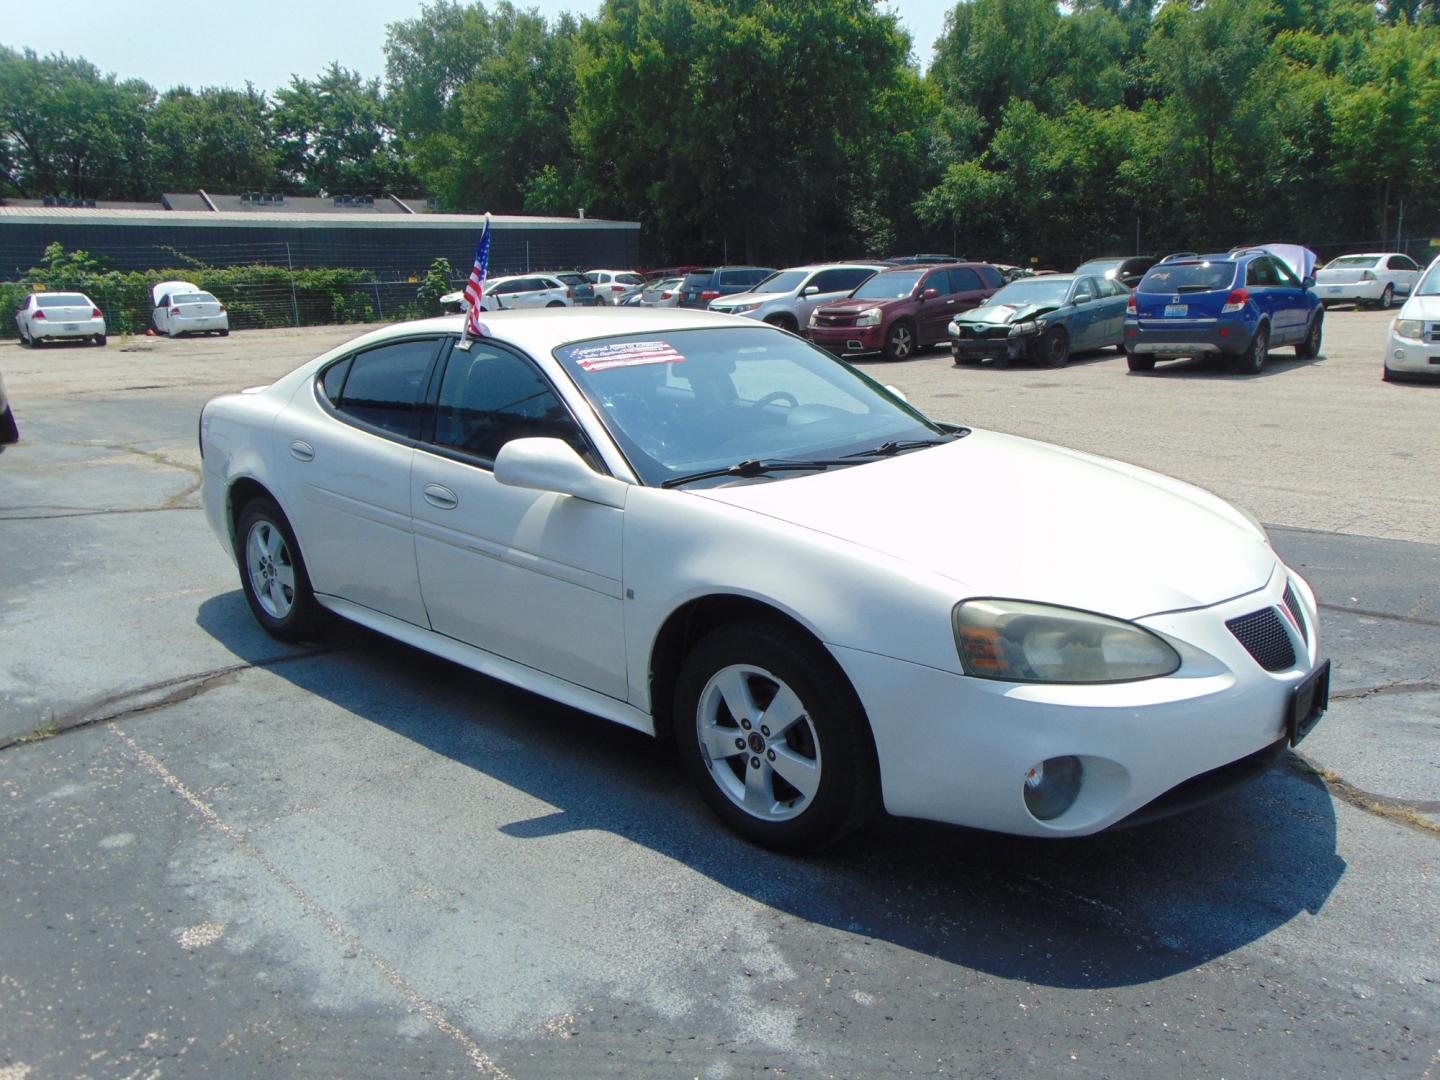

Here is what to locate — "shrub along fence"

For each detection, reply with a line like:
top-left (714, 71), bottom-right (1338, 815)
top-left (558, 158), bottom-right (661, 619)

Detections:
top-left (1, 257), bottom-right (442, 338)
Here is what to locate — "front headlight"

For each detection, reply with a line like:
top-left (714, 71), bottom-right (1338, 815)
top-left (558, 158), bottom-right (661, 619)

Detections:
top-left (952, 599), bottom-right (1181, 684)
top-left (1393, 319), bottom-right (1424, 341)
top-left (855, 307), bottom-right (883, 327)
top-left (808, 309), bottom-right (821, 326)
top-left (1009, 320), bottom-right (1038, 337)
top-left (724, 301), bottom-right (760, 313)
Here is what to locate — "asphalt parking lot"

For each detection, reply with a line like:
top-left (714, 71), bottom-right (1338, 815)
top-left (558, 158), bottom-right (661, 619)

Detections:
top-left (1, 310), bottom-right (1436, 1078)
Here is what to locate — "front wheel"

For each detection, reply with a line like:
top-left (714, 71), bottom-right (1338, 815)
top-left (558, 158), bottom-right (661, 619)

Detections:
top-left (1377, 284), bottom-right (1395, 310)
top-left (1033, 326), bottom-right (1070, 368)
top-left (882, 321), bottom-right (915, 361)
top-left (1234, 323), bottom-right (1269, 374)
top-left (1296, 311), bottom-right (1323, 359)
top-left (546, 301), bottom-right (565, 308)
top-left (674, 622), bottom-right (879, 852)
top-left (235, 496), bottom-right (324, 642)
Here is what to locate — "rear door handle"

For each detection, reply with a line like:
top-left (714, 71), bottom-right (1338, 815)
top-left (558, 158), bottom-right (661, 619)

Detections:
top-left (289, 440), bottom-right (314, 462)
top-left (423, 483), bottom-right (458, 510)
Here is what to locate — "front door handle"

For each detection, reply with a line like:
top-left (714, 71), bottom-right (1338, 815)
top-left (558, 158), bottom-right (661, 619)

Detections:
top-left (423, 483), bottom-right (458, 510)
top-left (289, 440), bottom-right (314, 462)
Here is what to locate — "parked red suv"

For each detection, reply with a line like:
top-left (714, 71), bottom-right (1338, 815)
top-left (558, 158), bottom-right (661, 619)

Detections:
top-left (805, 262), bottom-right (1004, 360)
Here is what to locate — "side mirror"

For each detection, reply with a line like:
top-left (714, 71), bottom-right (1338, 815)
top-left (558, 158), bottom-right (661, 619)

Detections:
top-left (922, 288), bottom-right (939, 300)
top-left (1302, 275), bottom-right (1316, 289)
top-left (802, 285), bottom-right (819, 297)
top-left (494, 437), bottom-right (627, 509)
top-left (884, 384), bottom-right (909, 403)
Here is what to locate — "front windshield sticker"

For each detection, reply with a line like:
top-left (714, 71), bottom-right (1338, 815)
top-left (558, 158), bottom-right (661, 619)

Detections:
top-left (563, 340), bottom-right (687, 372)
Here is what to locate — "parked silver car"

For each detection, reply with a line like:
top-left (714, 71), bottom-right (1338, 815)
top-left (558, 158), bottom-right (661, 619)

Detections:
top-left (707, 263), bottom-right (885, 332)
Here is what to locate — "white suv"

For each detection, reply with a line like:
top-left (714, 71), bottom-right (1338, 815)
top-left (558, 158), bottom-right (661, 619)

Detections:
top-left (586, 269), bottom-right (647, 305)
top-left (1384, 254), bottom-right (1440, 382)
top-left (707, 263), bottom-right (885, 332)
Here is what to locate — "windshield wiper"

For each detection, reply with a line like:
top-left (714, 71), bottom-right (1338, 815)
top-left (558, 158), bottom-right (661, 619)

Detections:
top-left (660, 458), bottom-right (852, 489)
top-left (842, 435), bottom-right (958, 459)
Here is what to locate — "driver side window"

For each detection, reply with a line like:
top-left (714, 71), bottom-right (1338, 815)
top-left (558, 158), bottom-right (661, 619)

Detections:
top-left (432, 344), bottom-right (594, 467)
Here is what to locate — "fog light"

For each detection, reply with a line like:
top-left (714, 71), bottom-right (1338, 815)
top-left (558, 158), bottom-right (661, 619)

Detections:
top-left (1394, 348), bottom-right (1405, 359)
top-left (1023, 756), bottom-right (1083, 821)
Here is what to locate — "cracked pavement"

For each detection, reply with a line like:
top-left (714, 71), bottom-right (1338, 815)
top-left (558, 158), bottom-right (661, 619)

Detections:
top-left (1, 318), bottom-right (1436, 1077)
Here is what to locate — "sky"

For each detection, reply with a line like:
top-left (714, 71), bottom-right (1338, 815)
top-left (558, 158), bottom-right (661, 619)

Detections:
top-left (0, 0), bottom-right (954, 95)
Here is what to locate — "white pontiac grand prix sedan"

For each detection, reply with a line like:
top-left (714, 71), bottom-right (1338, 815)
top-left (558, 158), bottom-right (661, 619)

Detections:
top-left (200, 309), bottom-right (1329, 851)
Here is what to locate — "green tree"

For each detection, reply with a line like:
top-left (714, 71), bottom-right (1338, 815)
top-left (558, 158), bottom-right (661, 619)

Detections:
top-left (272, 63), bottom-right (415, 195)
top-left (149, 85), bottom-right (279, 193)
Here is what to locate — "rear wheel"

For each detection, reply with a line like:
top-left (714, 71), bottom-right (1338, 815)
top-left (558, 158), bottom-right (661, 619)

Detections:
top-left (1296, 311), bottom-right (1322, 359)
top-left (235, 496), bottom-right (324, 642)
top-left (220, 328), bottom-right (230, 337)
top-left (1126, 351), bottom-right (1155, 372)
top-left (95, 333), bottom-right (107, 347)
top-left (674, 622), bottom-right (879, 852)
top-left (882, 320), bottom-right (915, 361)
top-left (1234, 323), bottom-right (1269, 374)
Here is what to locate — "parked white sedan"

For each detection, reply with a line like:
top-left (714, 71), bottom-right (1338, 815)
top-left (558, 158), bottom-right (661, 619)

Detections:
top-left (200, 309), bottom-right (1329, 851)
top-left (1314, 252), bottom-right (1421, 309)
top-left (152, 281), bottom-right (229, 337)
top-left (15, 292), bottom-right (106, 347)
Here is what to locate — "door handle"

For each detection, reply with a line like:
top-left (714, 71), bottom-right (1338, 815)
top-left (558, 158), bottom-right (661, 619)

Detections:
top-left (289, 440), bottom-right (315, 462)
top-left (946, 299), bottom-right (956, 305)
top-left (423, 483), bottom-right (458, 510)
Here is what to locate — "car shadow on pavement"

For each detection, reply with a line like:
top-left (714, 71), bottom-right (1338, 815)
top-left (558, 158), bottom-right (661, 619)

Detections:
top-left (1127, 352), bottom-right (1326, 380)
top-left (197, 592), bottom-right (1346, 991)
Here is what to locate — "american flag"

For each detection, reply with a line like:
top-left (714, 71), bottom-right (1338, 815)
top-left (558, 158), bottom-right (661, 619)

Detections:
top-left (462, 213), bottom-right (492, 338)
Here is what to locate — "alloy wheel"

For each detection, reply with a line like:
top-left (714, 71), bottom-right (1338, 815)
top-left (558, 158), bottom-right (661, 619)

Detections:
top-left (245, 519), bottom-right (297, 620)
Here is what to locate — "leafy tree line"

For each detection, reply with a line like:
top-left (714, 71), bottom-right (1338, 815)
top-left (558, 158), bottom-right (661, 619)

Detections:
top-left (3, 0), bottom-right (1439, 267)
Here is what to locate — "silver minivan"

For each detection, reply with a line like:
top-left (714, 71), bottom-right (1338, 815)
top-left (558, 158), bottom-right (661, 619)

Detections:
top-left (707, 263), bottom-right (885, 331)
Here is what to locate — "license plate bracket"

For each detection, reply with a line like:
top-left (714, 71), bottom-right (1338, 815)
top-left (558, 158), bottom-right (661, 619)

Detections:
top-left (1164, 304), bottom-right (1188, 317)
top-left (1287, 659), bottom-right (1330, 746)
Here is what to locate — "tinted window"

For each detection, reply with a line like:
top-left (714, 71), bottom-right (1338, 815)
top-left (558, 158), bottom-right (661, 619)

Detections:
top-left (490, 279), bottom-right (521, 295)
top-left (320, 356), bottom-right (352, 403)
top-left (1246, 259), bottom-right (1278, 287)
top-left (556, 273), bottom-right (586, 286)
top-left (752, 270), bottom-right (809, 293)
top-left (976, 265), bottom-right (1004, 289)
top-left (617, 273), bottom-right (645, 285)
top-left (1388, 255), bottom-right (1418, 271)
top-left (681, 271), bottom-right (716, 289)
top-left (810, 268), bottom-right (874, 293)
top-left (335, 338), bottom-right (439, 438)
top-left (36, 293), bottom-right (90, 307)
top-left (1139, 262), bottom-right (1237, 293)
top-left (950, 267), bottom-right (983, 292)
top-left (173, 293), bottom-right (218, 304)
top-left (719, 269), bottom-right (769, 287)
top-left (432, 344), bottom-right (590, 464)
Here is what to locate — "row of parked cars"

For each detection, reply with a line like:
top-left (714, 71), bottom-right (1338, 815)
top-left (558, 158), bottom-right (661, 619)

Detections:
top-left (12, 280), bottom-right (231, 347)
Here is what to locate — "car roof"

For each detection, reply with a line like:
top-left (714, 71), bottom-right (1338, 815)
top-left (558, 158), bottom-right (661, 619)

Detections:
top-left (31, 290), bottom-right (95, 298)
top-left (354, 307), bottom-right (757, 359)
top-left (1008, 273), bottom-right (1080, 284)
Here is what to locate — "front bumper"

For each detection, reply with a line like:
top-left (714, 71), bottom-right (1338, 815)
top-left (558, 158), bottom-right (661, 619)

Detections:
top-left (832, 567), bottom-right (1324, 837)
top-left (806, 323), bottom-right (882, 354)
top-left (32, 317), bottom-right (105, 340)
top-left (1385, 331), bottom-right (1440, 376)
top-left (1126, 318), bottom-right (1250, 357)
top-left (949, 329), bottom-right (1030, 362)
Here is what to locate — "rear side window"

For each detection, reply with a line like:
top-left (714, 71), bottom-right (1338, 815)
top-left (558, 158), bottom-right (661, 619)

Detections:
top-left (1246, 259), bottom-right (1280, 287)
top-left (1139, 262), bottom-right (1236, 293)
top-left (334, 338), bottom-right (440, 439)
top-left (976, 265), bottom-right (1004, 289)
top-left (950, 267), bottom-right (983, 292)
top-left (1388, 255), bottom-right (1418, 271)
top-left (320, 357), bottom-right (353, 402)
top-left (681, 272), bottom-right (715, 289)
top-left (431, 343), bottom-right (593, 465)
top-left (811, 268), bottom-right (874, 293)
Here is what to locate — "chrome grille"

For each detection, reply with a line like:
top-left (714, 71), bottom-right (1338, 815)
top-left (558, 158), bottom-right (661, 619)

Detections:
top-left (1226, 607), bottom-right (1296, 672)
top-left (815, 314), bottom-right (856, 328)
top-left (1427, 323), bottom-right (1440, 344)
top-left (1282, 582), bottom-right (1308, 645)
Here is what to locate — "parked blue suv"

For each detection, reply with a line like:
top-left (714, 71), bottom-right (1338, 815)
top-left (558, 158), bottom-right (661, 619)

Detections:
top-left (1124, 248), bottom-right (1323, 374)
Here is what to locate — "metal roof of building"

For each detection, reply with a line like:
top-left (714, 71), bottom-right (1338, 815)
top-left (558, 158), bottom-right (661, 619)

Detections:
top-left (0, 206), bottom-right (638, 230)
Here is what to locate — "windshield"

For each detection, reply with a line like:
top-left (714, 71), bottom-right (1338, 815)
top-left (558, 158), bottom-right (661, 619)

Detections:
top-left (1416, 262), bottom-right (1440, 296)
top-left (37, 293), bottom-right (90, 307)
top-left (747, 270), bottom-right (808, 295)
top-left (1324, 255), bottom-right (1380, 269)
top-left (851, 271), bottom-right (923, 300)
top-left (1074, 259), bottom-right (1121, 277)
top-left (1139, 261), bottom-right (1236, 293)
top-left (990, 278), bottom-right (1072, 307)
top-left (554, 327), bottom-right (949, 487)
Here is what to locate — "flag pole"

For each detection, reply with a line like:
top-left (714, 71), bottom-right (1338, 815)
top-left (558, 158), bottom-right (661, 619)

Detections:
top-left (457, 212), bottom-right (493, 351)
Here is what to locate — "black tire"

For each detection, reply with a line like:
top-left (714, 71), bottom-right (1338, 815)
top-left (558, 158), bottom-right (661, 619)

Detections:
top-left (546, 301), bottom-right (565, 308)
top-left (220, 329), bottom-right (230, 337)
top-left (1126, 351), bottom-right (1155, 372)
top-left (1034, 326), bottom-right (1070, 368)
top-left (764, 314), bottom-right (798, 333)
top-left (17, 327), bottom-right (30, 347)
top-left (673, 621), bottom-right (880, 852)
top-left (1296, 311), bottom-right (1322, 359)
top-left (94, 333), bottom-right (107, 347)
top-left (31, 334), bottom-right (44, 349)
top-left (234, 496), bottom-right (324, 642)
top-left (0, 404), bottom-right (18, 444)
top-left (1382, 366), bottom-right (1397, 383)
top-left (1234, 323), bottom-right (1269, 374)
top-left (882, 320), bottom-right (916, 361)
top-left (1377, 284), bottom-right (1394, 310)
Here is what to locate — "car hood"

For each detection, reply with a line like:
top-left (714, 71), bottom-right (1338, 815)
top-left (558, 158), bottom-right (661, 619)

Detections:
top-left (1397, 294), bottom-right (1440, 320)
top-left (694, 431), bottom-right (1275, 620)
top-left (816, 296), bottom-right (903, 314)
top-left (712, 290), bottom-right (789, 307)
top-left (958, 300), bottom-right (1062, 326)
